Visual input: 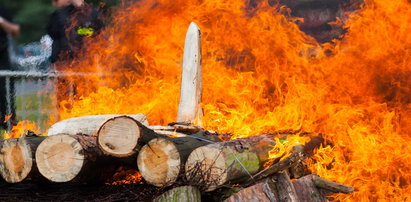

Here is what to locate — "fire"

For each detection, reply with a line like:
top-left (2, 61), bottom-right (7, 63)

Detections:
top-left (3, 120), bottom-right (41, 139)
top-left (26, 0), bottom-right (410, 200)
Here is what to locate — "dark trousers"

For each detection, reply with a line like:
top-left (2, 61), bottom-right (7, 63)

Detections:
top-left (0, 49), bottom-right (15, 130)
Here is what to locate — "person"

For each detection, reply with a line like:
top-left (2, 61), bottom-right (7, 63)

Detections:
top-left (46, 0), bottom-right (103, 109)
top-left (0, 6), bottom-right (20, 130)
top-left (47, 0), bottom-right (103, 63)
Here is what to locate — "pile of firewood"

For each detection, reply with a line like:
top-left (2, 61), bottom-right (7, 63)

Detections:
top-left (0, 22), bottom-right (354, 201)
top-left (0, 114), bottom-right (354, 201)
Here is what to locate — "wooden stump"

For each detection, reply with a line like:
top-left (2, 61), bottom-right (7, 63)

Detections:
top-left (97, 116), bottom-right (143, 158)
top-left (137, 131), bottom-right (220, 187)
top-left (153, 186), bottom-right (201, 202)
top-left (185, 135), bottom-right (277, 191)
top-left (35, 134), bottom-right (115, 183)
top-left (0, 136), bottom-right (46, 183)
top-left (47, 114), bottom-right (148, 136)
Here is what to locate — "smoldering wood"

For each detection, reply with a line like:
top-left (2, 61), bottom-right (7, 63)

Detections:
top-left (249, 145), bottom-right (303, 185)
top-left (0, 136), bottom-right (46, 183)
top-left (224, 178), bottom-right (279, 202)
top-left (311, 174), bottom-right (355, 194)
top-left (292, 174), bottom-right (327, 202)
top-left (274, 171), bottom-right (299, 202)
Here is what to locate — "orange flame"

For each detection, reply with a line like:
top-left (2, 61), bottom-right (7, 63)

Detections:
top-left (46, 0), bottom-right (411, 200)
top-left (3, 120), bottom-right (41, 139)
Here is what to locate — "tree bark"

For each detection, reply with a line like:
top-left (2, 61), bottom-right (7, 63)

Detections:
top-left (35, 134), bottom-right (116, 183)
top-left (47, 114), bottom-right (148, 136)
top-left (224, 178), bottom-right (279, 202)
top-left (0, 136), bottom-right (46, 183)
top-left (291, 174), bottom-right (354, 201)
top-left (292, 174), bottom-right (327, 202)
top-left (311, 174), bottom-right (355, 194)
top-left (274, 171), bottom-right (299, 202)
top-left (153, 186), bottom-right (201, 202)
top-left (137, 131), bottom-right (220, 187)
top-left (185, 134), bottom-right (278, 191)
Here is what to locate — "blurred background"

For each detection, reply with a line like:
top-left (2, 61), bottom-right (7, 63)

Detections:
top-left (0, 0), bottom-right (121, 136)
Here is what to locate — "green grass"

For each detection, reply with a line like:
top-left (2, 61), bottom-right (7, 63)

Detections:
top-left (14, 92), bottom-right (56, 132)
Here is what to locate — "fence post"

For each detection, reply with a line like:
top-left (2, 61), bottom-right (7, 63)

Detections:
top-left (5, 76), bottom-right (11, 131)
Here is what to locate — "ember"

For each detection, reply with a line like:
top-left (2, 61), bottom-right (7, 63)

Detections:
top-left (2, 0), bottom-right (411, 201)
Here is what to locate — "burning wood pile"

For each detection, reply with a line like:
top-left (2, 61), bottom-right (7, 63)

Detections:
top-left (0, 22), bottom-right (354, 201)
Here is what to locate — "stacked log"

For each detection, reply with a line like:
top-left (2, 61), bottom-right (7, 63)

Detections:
top-left (185, 134), bottom-right (278, 191)
top-left (0, 120), bottom-right (355, 202)
top-left (224, 172), bottom-right (354, 202)
top-left (137, 131), bottom-right (220, 187)
top-left (47, 114), bottom-right (148, 136)
top-left (97, 116), bottom-right (145, 158)
top-left (35, 134), bottom-right (116, 183)
top-left (0, 135), bottom-right (45, 183)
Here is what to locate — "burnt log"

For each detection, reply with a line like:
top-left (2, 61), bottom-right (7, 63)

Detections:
top-left (274, 171), bottom-right (299, 202)
top-left (292, 174), bottom-right (327, 202)
top-left (224, 178), bottom-right (279, 202)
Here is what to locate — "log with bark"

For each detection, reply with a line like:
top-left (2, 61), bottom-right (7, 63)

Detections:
top-left (137, 131), bottom-right (220, 187)
top-left (97, 116), bottom-right (205, 158)
top-left (292, 174), bottom-right (327, 202)
top-left (47, 114), bottom-right (148, 136)
top-left (153, 186), bottom-right (201, 202)
top-left (185, 134), bottom-right (278, 191)
top-left (35, 134), bottom-right (116, 183)
top-left (225, 172), bottom-right (354, 202)
top-left (274, 171), bottom-right (299, 202)
top-left (224, 178), bottom-right (279, 202)
top-left (0, 135), bottom-right (46, 183)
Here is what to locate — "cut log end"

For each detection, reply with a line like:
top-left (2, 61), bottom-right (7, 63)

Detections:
top-left (0, 138), bottom-right (33, 183)
top-left (35, 134), bottom-right (85, 182)
top-left (185, 146), bottom-right (228, 191)
top-left (97, 116), bottom-right (141, 157)
top-left (137, 138), bottom-right (180, 187)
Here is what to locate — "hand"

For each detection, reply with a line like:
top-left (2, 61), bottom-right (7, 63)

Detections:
top-left (0, 16), bottom-right (4, 24)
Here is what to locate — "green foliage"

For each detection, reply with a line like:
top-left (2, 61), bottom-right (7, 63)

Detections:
top-left (1, 0), bottom-right (54, 44)
top-left (1, 0), bottom-right (121, 45)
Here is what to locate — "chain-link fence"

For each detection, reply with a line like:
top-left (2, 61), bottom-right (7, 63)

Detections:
top-left (0, 70), bottom-right (101, 132)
